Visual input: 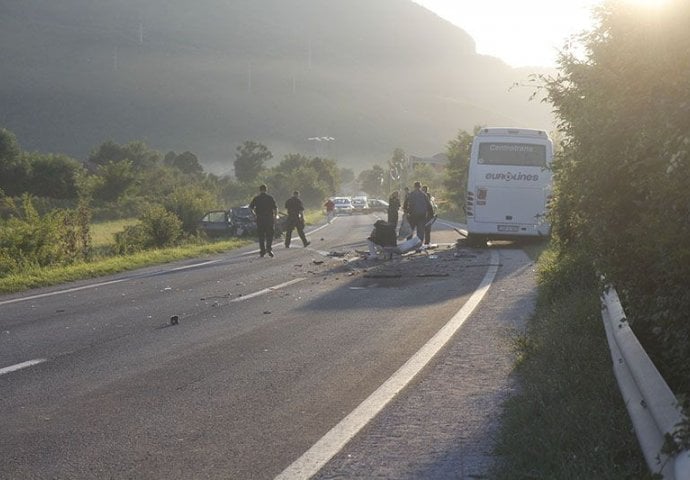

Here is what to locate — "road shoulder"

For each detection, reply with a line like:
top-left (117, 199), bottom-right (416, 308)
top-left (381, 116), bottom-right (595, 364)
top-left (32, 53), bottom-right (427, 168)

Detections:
top-left (313, 247), bottom-right (537, 479)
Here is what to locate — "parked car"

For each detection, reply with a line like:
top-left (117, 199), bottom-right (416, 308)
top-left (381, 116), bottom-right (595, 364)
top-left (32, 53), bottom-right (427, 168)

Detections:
top-left (198, 206), bottom-right (287, 238)
top-left (332, 197), bottom-right (354, 215)
top-left (351, 197), bottom-right (369, 214)
top-left (198, 210), bottom-right (234, 237)
top-left (367, 198), bottom-right (389, 212)
top-left (230, 206), bottom-right (257, 236)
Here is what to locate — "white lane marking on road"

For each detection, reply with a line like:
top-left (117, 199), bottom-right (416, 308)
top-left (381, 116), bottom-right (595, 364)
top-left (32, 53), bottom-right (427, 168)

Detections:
top-left (275, 249), bottom-right (500, 480)
top-left (167, 259), bottom-right (221, 271)
top-left (0, 358), bottom-right (47, 376)
top-left (0, 279), bottom-right (128, 306)
top-left (230, 278), bottom-right (306, 303)
top-left (0, 260), bottom-right (223, 307)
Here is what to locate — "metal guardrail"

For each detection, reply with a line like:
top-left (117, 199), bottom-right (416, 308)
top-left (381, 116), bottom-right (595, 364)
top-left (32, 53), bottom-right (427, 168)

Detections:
top-left (601, 286), bottom-right (690, 479)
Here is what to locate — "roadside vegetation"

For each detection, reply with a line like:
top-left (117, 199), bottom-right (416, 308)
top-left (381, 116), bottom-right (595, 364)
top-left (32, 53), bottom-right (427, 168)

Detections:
top-left (492, 0), bottom-right (690, 476)
top-left (0, 133), bottom-right (341, 293)
top-left (0, 238), bottom-right (249, 294)
top-left (492, 246), bottom-right (652, 479)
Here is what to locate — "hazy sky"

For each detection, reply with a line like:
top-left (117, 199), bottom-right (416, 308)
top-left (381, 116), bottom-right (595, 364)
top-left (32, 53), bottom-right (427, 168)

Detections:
top-left (412, 0), bottom-right (602, 67)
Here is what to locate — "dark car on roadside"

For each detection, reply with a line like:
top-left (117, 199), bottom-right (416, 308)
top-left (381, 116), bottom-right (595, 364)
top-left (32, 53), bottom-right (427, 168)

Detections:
top-left (198, 210), bottom-right (234, 237)
top-left (229, 206), bottom-right (258, 236)
top-left (198, 206), bottom-right (288, 238)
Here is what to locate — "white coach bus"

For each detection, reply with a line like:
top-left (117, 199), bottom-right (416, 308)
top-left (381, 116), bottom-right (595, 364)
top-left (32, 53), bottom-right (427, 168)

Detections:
top-left (465, 127), bottom-right (553, 244)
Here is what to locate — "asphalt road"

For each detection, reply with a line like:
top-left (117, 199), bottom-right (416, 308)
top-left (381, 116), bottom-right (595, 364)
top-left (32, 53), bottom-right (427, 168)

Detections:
top-left (0, 214), bottom-right (534, 479)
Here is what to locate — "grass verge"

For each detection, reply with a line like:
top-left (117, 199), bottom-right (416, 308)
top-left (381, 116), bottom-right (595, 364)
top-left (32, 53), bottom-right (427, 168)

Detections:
top-left (90, 218), bottom-right (138, 248)
top-left (1, 212), bottom-right (326, 294)
top-left (0, 238), bottom-right (250, 294)
top-left (491, 247), bottom-right (654, 479)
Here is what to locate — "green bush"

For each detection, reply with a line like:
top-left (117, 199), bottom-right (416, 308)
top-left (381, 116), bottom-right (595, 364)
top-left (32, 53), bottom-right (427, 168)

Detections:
top-left (112, 205), bottom-right (182, 254)
top-left (113, 223), bottom-right (149, 255)
top-left (0, 194), bottom-right (91, 275)
top-left (140, 205), bottom-right (182, 248)
top-left (163, 186), bottom-right (215, 235)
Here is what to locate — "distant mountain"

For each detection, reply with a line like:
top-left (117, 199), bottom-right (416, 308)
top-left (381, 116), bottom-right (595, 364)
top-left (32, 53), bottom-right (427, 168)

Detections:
top-left (0, 0), bottom-right (555, 173)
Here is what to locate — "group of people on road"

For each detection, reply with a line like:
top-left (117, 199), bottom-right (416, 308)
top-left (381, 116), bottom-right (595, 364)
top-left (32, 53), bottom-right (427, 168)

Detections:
top-left (390, 181), bottom-right (436, 246)
top-left (249, 180), bottom-right (436, 258)
top-left (248, 185), bottom-right (310, 258)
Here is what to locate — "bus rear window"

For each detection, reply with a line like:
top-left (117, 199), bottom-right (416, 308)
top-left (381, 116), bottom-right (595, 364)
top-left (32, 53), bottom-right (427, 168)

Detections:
top-left (477, 143), bottom-right (546, 167)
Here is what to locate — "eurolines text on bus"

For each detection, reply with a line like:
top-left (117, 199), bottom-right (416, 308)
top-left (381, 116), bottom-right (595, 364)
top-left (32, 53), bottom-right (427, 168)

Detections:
top-left (485, 172), bottom-right (540, 182)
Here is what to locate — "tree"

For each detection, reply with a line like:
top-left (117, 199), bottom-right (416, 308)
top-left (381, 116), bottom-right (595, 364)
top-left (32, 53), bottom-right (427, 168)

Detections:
top-left (308, 157), bottom-right (340, 195)
top-left (263, 154), bottom-right (338, 208)
top-left (339, 167), bottom-right (355, 185)
top-left (27, 153), bottom-right (82, 199)
top-left (357, 165), bottom-right (385, 197)
top-left (389, 147), bottom-right (407, 190)
top-left (93, 160), bottom-right (136, 202)
top-left (0, 128), bottom-right (31, 196)
top-left (234, 141), bottom-right (272, 183)
top-left (170, 151), bottom-right (203, 176)
top-left (543, 0), bottom-right (690, 394)
top-left (88, 140), bottom-right (161, 171)
top-left (442, 128), bottom-right (476, 211)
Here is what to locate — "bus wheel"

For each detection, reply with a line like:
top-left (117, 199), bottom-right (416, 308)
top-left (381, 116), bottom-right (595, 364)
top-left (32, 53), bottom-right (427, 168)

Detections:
top-left (466, 234), bottom-right (487, 248)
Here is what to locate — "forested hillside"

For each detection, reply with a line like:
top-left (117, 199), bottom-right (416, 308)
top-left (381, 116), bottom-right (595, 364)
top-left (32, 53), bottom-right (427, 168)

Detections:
top-left (0, 0), bottom-right (553, 172)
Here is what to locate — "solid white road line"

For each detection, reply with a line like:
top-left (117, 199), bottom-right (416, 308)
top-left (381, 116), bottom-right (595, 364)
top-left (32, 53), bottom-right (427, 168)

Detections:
top-left (275, 249), bottom-right (500, 480)
top-left (229, 278), bottom-right (306, 303)
top-left (0, 279), bottom-right (128, 306)
top-left (0, 259), bottom-right (225, 307)
top-left (0, 358), bottom-right (47, 376)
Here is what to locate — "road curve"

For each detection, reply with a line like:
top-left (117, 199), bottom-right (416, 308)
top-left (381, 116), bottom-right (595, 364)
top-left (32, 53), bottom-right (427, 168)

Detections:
top-left (0, 214), bottom-right (536, 479)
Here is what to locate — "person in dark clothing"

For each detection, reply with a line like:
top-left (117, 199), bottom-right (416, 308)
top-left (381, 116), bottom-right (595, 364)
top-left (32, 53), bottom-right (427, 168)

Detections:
top-left (284, 191), bottom-right (310, 248)
top-left (421, 185), bottom-right (436, 245)
top-left (387, 190), bottom-right (400, 230)
top-left (401, 186), bottom-right (413, 239)
top-left (249, 184), bottom-right (277, 257)
top-left (403, 181), bottom-right (434, 244)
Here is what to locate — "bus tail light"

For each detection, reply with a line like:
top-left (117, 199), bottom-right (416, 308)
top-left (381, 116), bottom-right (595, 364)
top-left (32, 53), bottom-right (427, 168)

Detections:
top-left (466, 191), bottom-right (474, 217)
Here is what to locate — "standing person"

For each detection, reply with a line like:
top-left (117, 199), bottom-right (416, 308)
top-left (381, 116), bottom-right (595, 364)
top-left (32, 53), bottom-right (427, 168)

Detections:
top-left (324, 198), bottom-right (335, 223)
top-left (387, 190), bottom-right (400, 229)
top-left (421, 185), bottom-right (436, 246)
top-left (403, 181), bottom-right (433, 244)
top-left (249, 184), bottom-right (277, 257)
top-left (400, 186), bottom-right (413, 239)
top-left (284, 191), bottom-right (311, 248)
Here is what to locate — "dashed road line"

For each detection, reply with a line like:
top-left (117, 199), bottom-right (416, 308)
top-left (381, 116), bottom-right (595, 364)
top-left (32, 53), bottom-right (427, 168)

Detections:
top-left (0, 358), bottom-right (47, 376)
top-left (230, 278), bottom-right (306, 303)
